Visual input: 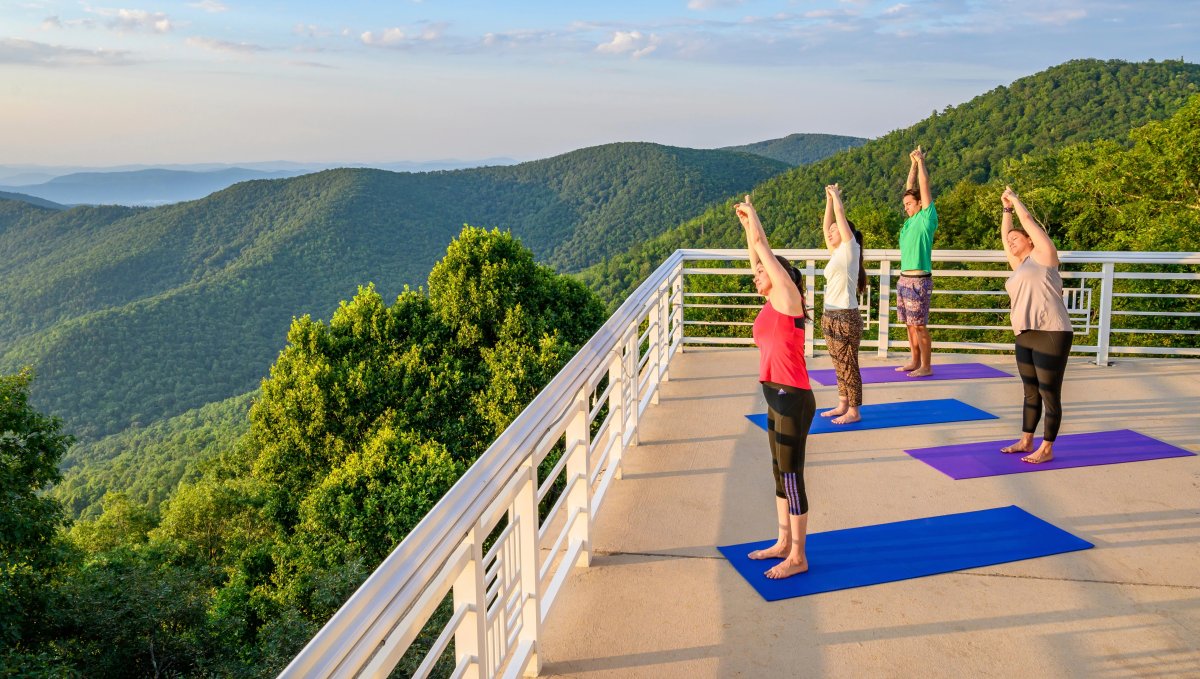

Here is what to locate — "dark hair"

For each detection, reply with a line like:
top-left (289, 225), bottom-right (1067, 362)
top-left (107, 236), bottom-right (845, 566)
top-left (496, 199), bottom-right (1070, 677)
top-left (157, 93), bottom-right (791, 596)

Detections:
top-left (1008, 224), bottom-right (1034, 247)
top-left (847, 220), bottom-right (868, 296)
top-left (902, 188), bottom-right (921, 203)
top-left (773, 254), bottom-right (806, 303)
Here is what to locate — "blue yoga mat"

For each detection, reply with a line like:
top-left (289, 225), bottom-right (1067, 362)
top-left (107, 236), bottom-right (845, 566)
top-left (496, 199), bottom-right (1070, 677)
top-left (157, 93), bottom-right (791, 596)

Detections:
top-left (746, 398), bottom-right (997, 434)
top-left (717, 505), bottom-right (1093, 601)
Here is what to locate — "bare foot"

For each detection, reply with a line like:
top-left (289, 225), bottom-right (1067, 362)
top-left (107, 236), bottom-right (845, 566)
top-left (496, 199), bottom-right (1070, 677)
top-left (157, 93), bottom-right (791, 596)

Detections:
top-left (907, 368), bottom-right (933, 377)
top-left (1000, 442), bottom-right (1033, 454)
top-left (765, 558), bottom-right (809, 579)
top-left (748, 543), bottom-right (790, 560)
top-left (1022, 445), bottom-right (1054, 464)
top-left (895, 364), bottom-right (918, 372)
top-left (820, 407), bottom-right (847, 418)
top-left (832, 412), bottom-right (860, 425)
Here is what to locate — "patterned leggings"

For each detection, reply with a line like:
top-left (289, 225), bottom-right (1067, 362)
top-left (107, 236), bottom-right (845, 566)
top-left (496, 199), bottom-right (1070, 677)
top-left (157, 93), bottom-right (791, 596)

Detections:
top-left (821, 309), bottom-right (864, 407)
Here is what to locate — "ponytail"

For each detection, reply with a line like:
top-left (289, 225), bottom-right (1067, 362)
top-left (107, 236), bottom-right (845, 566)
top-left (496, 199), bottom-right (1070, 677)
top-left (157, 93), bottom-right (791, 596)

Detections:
top-left (847, 222), bottom-right (867, 296)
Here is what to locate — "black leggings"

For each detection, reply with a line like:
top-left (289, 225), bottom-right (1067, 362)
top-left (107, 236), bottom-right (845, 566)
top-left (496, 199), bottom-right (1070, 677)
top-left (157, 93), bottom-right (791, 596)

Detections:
top-left (1014, 330), bottom-right (1073, 442)
top-left (762, 382), bottom-right (816, 515)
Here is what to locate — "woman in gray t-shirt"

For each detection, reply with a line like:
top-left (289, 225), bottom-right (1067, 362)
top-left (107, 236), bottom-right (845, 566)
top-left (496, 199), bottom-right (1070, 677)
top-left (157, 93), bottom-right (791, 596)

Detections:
top-left (999, 186), bottom-right (1073, 464)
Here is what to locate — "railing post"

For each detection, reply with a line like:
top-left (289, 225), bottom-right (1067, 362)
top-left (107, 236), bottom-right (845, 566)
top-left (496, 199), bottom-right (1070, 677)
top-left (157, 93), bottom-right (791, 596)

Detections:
top-left (510, 459), bottom-right (542, 676)
top-left (566, 388), bottom-right (591, 568)
top-left (649, 298), bottom-right (663, 406)
top-left (671, 266), bottom-right (684, 354)
top-left (877, 259), bottom-right (893, 358)
top-left (657, 279), bottom-right (670, 385)
top-left (452, 527), bottom-right (487, 679)
top-left (608, 349), bottom-right (625, 481)
top-left (805, 259), bottom-right (817, 358)
top-left (624, 329), bottom-right (639, 447)
top-left (1095, 261), bottom-right (1116, 366)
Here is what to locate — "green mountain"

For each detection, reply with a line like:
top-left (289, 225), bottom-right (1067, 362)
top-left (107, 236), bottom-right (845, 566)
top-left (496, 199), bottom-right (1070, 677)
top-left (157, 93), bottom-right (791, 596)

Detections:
top-left (581, 59), bottom-right (1200, 303)
top-left (0, 168), bottom-right (309, 206)
top-left (0, 190), bottom-right (65, 210)
top-left (0, 143), bottom-right (787, 440)
top-left (721, 133), bottom-right (868, 166)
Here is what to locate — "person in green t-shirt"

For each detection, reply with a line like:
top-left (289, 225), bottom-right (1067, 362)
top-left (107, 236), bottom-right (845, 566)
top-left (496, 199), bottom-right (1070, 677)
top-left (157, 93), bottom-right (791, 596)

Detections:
top-left (896, 146), bottom-right (937, 377)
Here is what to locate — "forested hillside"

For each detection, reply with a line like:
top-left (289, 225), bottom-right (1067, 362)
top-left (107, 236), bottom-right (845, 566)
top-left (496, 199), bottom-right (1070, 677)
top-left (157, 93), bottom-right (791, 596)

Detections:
top-left (581, 59), bottom-right (1200, 303)
top-left (722, 133), bottom-right (868, 166)
top-left (0, 190), bottom-right (64, 210)
top-left (51, 392), bottom-right (255, 519)
top-left (0, 143), bottom-right (788, 440)
top-left (3, 228), bottom-right (606, 676)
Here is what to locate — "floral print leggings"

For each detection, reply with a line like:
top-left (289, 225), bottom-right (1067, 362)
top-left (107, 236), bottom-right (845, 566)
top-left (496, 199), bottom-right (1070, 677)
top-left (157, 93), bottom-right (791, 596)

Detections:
top-left (821, 309), bottom-right (864, 407)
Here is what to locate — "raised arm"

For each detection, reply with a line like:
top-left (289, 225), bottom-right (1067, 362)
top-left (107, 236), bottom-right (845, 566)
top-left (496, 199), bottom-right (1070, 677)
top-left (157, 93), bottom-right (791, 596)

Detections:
top-left (905, 154), bottom-right (918, 192)
top-left (911, 146), bottom-right (933, 207)
top-left (735, 195), bottom-right (805, 314)
top-left (738, 194), bottom-right (764, 272)
top-left (999, 189), bottom-right (1022, 270)
top-left (827, 184), bottom-right (853, 246)
top-left (1003, 186), bottom-right (1058, 267)
top-left (821, 188), bottom-right (835, 251)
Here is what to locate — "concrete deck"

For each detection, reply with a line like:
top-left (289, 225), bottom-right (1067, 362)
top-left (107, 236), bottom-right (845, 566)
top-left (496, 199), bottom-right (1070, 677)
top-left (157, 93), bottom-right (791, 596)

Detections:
top-left (539, 349), bottom-right (1200, 678)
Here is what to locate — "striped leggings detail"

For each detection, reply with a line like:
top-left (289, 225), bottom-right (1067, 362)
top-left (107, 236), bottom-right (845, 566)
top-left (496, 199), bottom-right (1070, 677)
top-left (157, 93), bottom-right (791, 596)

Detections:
top-left (781, 473), bottom-right (804, 515)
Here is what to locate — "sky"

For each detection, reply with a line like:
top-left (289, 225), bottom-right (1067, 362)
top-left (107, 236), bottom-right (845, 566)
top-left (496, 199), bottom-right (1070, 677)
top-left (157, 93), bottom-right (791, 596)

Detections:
top-left (1, 0), bottom-right (1197, 166)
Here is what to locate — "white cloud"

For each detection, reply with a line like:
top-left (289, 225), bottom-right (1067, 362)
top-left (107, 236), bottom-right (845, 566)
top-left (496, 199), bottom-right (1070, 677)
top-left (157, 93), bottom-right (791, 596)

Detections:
top-left (361, 22), bottom-right (448, 47)
top-left (480, 29), bottom-right (562, 49)
top-left (361, 27), bottom-right (408, 46)
top-left (40, 15), bottom-right (63, 30)
top-left (189, 0), bottom-right (228, 12)
top-left (883, 4), bottom-right (909, 16)
top-left (186, 36), bottom-right (265, 55)
top-left (596, 31), bottom-right (660, 59)
top-left (0, 37), bottom-right (130, 66)
top-left (88, 7), bottom-right (175, 33)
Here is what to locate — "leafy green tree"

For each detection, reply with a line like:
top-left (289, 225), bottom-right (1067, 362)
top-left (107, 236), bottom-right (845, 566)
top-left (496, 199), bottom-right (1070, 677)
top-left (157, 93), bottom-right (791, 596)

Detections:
top-left (47, 547), bottom-right (209, 679)
top-left (0, 370), bottom-right (73, 652)
top-left (153, 476), bottom-right (272, 566)
top-left (297, 427), bottom-right (463, 554)
top-left (66, 492), bottom-right (157, 554)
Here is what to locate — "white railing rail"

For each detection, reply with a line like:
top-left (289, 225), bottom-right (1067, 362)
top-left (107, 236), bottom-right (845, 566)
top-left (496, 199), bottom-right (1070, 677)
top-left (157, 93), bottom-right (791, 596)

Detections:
top-left (282, 248), bottom-right (1197, 678)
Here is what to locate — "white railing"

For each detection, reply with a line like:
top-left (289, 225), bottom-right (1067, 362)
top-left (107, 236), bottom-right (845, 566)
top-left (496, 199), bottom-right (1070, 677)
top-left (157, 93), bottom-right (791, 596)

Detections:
top-left (279, 250), bottom-right (685, 678)
top-left (281, 248), bottom-right (1197, 678)
top-left (680, 249), bottom-right (1200, 366)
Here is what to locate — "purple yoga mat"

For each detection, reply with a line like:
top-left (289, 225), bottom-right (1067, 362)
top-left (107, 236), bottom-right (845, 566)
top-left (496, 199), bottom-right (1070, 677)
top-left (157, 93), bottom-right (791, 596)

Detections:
top-left (906, 429), bottom-right (1196, 480)
top-left (809, 362), bottom-right (1011, 386)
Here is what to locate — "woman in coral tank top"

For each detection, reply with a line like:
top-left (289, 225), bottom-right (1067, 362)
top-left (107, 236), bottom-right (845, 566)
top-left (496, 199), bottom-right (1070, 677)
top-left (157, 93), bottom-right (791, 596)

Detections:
top-left (735, 195), bottom-right (815, 579)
